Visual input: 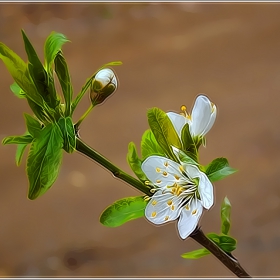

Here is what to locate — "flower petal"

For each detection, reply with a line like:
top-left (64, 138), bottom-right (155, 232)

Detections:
top-left (142, 156), bottom-right (186, 188)
top-left (184, 164), bottom-right (214, 210)
top-left (166, 112), bottom-right (187, 138)
top-left (191, 95), bottom-right (214, 137)
top-left (201, 104), bottom-right (216, 136)
top-left (197, 171), bottom-right (214, 209)
top-left (145, 190), bottom-right (185, 225)
top-left (177, 199), bottom-right (203, 239)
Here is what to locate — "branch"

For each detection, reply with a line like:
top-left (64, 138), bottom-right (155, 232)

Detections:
top-left (190, 227), bottom-right (251, 278)
top-left (75, 137), bottom-right (151, 196)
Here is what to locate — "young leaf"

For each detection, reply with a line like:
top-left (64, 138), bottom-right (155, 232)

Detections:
top-left (24, 113), bottom-right (42, 138)
top-left (127, 142), bottom-right (148, 183)
top-left (0, 42), bottom-right (45, 108)
top-left (207, 232), bottom-right (221, 244)
top-left (181, 248), bottom-right (210, 259)
top-left (218, 235), bottom-right (237, 253)
top-left (147, 107), bottom-right (182, 162)
top-left (205, 157), bottom-right (237, 182)
top-left (2, 134), bottom-right (33, 145)
top-left (54, 51), bottom-right (73, 116)
top-left (141, 129), bottom-right (165, 160)
top-left (181, 123), bottom-right (198, 161)
top-left (26, 123), bottom-right (63, 200)
top-left (21, 30), bottom-right (59, 111)
top-left (10, 82), bottom-right (26, 99)
top-left (221, 196), bottom-right (231, 235)
top-left (100, 196), bottom-right (147, 227)
top-left (44, 32), bottom-right (69, 72)
top-left (16, 143), bottom-right (29, 166)
top-left (57, 117), bottom-right (76, 153)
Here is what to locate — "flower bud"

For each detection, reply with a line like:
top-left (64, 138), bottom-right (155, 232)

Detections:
top-left (90, 68), bottom-right (118, 106)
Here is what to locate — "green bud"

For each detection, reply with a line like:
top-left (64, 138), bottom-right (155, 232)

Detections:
top-left (90, 68), bottom-right (118, 106)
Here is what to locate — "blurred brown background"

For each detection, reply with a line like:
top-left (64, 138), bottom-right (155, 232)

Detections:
top-left (0, 2), bottom-right (280, 277)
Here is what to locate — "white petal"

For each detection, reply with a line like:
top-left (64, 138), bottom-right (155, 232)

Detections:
top-left (145, 191), bottom-right (185, 225)
top-left (184, 165), bottom-right (214, 209)
top-left (177, 200), bottom-right (203, 239)
top-left (166, 112), bottom-right (187, 138)
top-left (197, 172), bottom-right (214, 210)
top-left (191, 95), bottom-right (214, 137)
top-left (184, 164), bottom-right (202, 179)
top-left (201, 104), bottom-right (216, 136)
top-left (142, 156), bottom-right (186, 188)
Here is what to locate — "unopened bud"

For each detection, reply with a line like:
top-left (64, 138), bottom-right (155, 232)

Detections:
top-left (90, 68), bottom-right (118, 106)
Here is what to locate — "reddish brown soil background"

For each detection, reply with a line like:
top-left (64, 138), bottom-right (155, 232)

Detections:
top-left (1, 3), bottom-right (280, 277)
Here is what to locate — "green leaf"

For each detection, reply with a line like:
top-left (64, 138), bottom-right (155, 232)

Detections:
top-left (181, 123), bottom-right (198, 161)
top-left (103, 61), bottom-right (123, 66)
top-left (15, 143), bottom-right (28, 166)
top-left (0, 42), bottom-right (45, 109)
top-left (21, 30), bottom-right (59, 111)
top-left (172, 148), bottom-right (199, 166)
top-left (10, 82), bottom-right (26, 99)
top-left (219, 235), bottom-right (237, 253)
top-left (147, 108), bottom-right (182, 162)
top-left (24, 113), bottom-right (42, 138)
top-left (100, 196), bottom-right (147, 227)
top-left (2, 134), bottom-right (33, 145)
top-left (221, 196), bottom-right (231, 235)
top-left (207, 232), bottom-right (221, 244)
top-left (26, 123), bottom-right (63, 200)
top-left (127, 142), bottom-right (148, 183)
top-left (57, 117), bottom-right (76, 153)
top-left (181, 248), bottom-right (210, 259)
top-left (205, 157), bottom-right (237, 182)
top-left (141, 129), bottom-right (165, 160)
top-left (54, 51), bottom-right (73, 116)
top-left (44, 32), bottom-right (69, 72)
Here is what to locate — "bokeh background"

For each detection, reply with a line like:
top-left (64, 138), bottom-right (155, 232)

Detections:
top-left (0, 2), bottom-right (280, 277)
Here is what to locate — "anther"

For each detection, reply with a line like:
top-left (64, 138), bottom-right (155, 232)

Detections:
top-left (156, 167), bottom-right (161, 173)
top-left (152, 200), bottom-right (157, 206)
top-left (151, 211), bottom-right (157, 217)
top-left (163, 171), bottom-right (168, 176)
top-left (192, 209), bottom-right (197, 215)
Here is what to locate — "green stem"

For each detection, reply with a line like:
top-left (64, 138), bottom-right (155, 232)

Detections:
top-left (75, 104), bottom-right (94, 128)
top-left (75, 138), bottom-right (151, 196)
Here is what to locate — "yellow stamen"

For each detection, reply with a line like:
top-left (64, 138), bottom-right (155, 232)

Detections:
top-left (179, 165), bottom-right (184, 173)
top-left (152, 200), bottom-right (157, 206)
top-left (145, 180), bottom-right (150, 185)
top-left (151, 211), bottom-right (157, 217)
top-left (192, 209), bottom-right (197, 215)
top-left (174, 174), bottom-right (180, 180)
top-left (185, 204), bottom-right (190, 210)
top-left (167, 200), bottom-right (172, 206)
top-left (164, 216), bottom-right (169, 221)
top-left (171, 205), bottom-right (175, 211)
top-left (156, 179), bottom-right (162, 184)
top-left (144, 196), bottom-right (151, 201)
top-left (156, 167), bottom-right (161, 173)
top-left (180, 105), bottom-right (187, 112)
top-left (164, 161), bottom-right (169, 167)
top-left (163, 171), bottom-right (168, 176)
